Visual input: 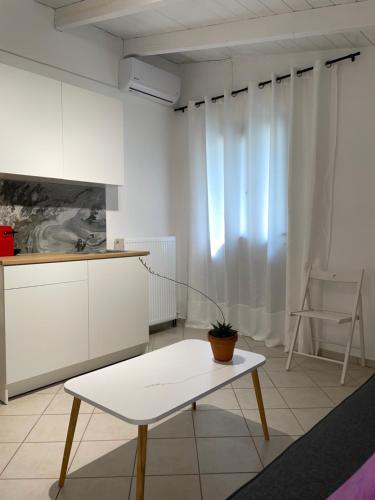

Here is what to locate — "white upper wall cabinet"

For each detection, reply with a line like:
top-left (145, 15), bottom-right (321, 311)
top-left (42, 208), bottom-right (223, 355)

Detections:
top-left (0, 63), bottom-right (63, 179)
top-left (62, 83), bottom-right (125, 186)
top-left (0, 63), bottom-right (125, 186)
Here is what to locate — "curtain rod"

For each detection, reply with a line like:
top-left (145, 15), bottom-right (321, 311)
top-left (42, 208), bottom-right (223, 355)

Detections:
top-left (174, 51), bottom-right (360, 113)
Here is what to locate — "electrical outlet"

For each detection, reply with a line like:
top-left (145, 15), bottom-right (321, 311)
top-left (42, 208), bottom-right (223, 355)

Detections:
top-left (114, 238), bottom-right (125, 251)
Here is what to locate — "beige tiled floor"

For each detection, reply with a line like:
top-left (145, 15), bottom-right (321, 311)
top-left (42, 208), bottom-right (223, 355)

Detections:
top-left (0, 324), bottom-right (374, 500)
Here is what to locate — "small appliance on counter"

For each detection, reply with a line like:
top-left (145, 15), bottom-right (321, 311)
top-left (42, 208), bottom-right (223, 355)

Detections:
top-left (0, 226), bottom-right (17, 257)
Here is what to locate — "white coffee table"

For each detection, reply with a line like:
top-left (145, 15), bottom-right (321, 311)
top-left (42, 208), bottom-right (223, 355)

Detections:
top-left (58, 339), bottom-right (269, 500)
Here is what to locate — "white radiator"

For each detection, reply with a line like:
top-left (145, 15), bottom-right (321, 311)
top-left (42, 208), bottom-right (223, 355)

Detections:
top-left (125, 237), bottom-right (177, 326)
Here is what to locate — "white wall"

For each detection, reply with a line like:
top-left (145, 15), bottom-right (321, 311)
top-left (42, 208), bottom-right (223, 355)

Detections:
top-left (173, 46), bottom-right (375, 360)
top-left (0, 0), bottom-right (122, 86)
top-left (0, 0), bottom-right (175, 242)
top-left (106, 94), bottom-right (173, 242)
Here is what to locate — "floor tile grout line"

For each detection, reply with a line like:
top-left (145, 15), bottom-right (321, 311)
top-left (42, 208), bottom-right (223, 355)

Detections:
top-left (319, 386), bottom-right (350, 406)
top-left (0, 388), bottom-right (60, 479)
top-left (289, 407), bottom-right (330, 433)
top-left (231, 375), bottom-right (264, 471)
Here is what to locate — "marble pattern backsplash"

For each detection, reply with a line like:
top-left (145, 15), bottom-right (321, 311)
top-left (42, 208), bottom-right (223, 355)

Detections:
top-left (0, 180), bottom-right (106, 254)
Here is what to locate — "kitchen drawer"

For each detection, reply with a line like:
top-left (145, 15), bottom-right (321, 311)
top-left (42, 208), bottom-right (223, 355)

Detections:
top-left (3, 261), bottom-right (87, 289)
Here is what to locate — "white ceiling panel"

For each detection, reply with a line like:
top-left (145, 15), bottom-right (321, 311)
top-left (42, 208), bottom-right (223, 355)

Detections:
top-left (324, 33), bottom-right (354, 48)
top-left (237, 0), bottom-right (274, 16)
top-left (305, 0), bottom-right (334, 6)
top-left (157, 1), bottom-right (227, 28)
top-left (283, 0), bottom-right (314, 11)
top-left (332, 0), bottom-right (358, 4)
top-left (343, 31), bottom-right (373, 46)
top-left (162, 29), bottom-right (373, 63)
top-left (42, 0), bottom-right (368, 43)
top-left (259, 0), bottom-right (292, 14)
top-left (303, 35), bottom-right (336, 50)
top-left (34, 0), bottom-right (373, 65)
top-left (209, 0), bottom-right (256, 18)
top-left (163, 52), bottom-right (194, 63)
top-left (362, 26), bottom-right (375, 44)
top-left (183, 47), bottom-right (233, 61)
top-left (35, 0), bottom-right (80, 7)
top-left (98, 10), bottom-right (184, 38)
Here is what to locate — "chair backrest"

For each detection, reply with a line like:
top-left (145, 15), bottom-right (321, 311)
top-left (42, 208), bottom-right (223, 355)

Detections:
top-left (309, 268), bottom-right (363, 285)
top-left (306, 267), bottom-right (364, 318)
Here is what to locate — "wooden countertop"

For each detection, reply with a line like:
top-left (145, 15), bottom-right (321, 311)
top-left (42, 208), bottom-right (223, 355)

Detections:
top-left (0, 251), bottom-right (150, 266)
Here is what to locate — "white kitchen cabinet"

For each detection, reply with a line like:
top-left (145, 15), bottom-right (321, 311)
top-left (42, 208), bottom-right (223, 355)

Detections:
top-left (88, 258), bottom-right (148, 359)
top-left (5, 280), bottom-right (89, 384)
top-left (0, 256), bottom-right (148, 403)
top-left (0, 63), bottom-right (63, 179)
top-left (62, 83), bottom-right (125, 185)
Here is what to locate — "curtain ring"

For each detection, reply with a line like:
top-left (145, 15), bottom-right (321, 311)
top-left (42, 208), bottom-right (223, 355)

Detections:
top-left (258, 83), bottom-right (264, 89)
top-left (325, 62), bottom-right (332, 69)
top-left (296, 70), bottom-right (302, 77)
top-left (276, 77), bottom-right (281, 84)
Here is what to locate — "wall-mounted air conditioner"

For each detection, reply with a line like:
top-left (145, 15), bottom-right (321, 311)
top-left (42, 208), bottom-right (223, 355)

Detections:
top-left (119, 57), bottom-right (181, 106)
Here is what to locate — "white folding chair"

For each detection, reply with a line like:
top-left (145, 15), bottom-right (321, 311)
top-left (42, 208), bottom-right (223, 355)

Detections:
top-left (285, 266), bottom-right (365, 385)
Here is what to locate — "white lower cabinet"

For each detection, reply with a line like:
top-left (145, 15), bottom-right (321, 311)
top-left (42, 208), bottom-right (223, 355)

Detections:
top-left (0, 257), bottom-right (148, 401)
top-left (5, 280), bottom-right (89, 384)
top-left (88, 258), bottom-right (148, 359)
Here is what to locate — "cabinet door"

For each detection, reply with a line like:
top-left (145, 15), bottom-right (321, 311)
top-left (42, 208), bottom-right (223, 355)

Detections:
top-left (88, 258), bottom-right (148, 359)
top-left (62, 83), bottom-right (124, 185)
top-left (5, 281), bottom-right (88, 384)
top-left (0, 63), bottom-right (63, 179)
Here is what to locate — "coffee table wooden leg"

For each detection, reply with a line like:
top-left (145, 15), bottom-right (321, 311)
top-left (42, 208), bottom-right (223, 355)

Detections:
top-left (59, 397), bottom-right (81, 487)
top-left (136, 424), bottom-right (148, 500)
top-left (192, 402), bottom-right (196, 410)
top-left (251, 369), bottom-right (270, 441)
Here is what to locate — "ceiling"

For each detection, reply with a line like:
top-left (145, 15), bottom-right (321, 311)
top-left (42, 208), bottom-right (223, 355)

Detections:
top-left (163, 29), bottom-right (375, 63)
top-left (36, 0), bottom-right (81, 7)
top-left (36, 0), bottom-right (375, 63)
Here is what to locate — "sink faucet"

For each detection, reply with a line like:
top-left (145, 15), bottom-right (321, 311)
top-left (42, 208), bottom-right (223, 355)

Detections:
top-left (75, 233), bottom-right (94, 252)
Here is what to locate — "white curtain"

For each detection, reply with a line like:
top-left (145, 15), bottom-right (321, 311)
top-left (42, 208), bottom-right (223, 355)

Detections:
top-left (185, 60), bottom-right (338, 348)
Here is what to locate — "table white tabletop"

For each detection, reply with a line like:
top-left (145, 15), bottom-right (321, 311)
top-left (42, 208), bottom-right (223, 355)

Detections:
top-left (64, 339), bottom-right (265, 425)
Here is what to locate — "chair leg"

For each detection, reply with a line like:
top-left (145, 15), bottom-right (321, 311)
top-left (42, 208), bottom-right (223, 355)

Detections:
top-left (286, 316), bottom-right (302, 371)
top-left (136, 425), bottom-right (148, 500)
top-left (59, 397), bottom-right (81, 488)
top-left (309, 318), bottom-right (319, 356)
top-left (306, 291), bottom-right (318, 355)
top-left (341, 322), bottom-right (356, 385)
top-left (358, 298), bottom-right (366, 367)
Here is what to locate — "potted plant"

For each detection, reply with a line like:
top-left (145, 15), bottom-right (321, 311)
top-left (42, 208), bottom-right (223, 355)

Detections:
top-left (208, 321), bottom-right (238, 362)
top-left (138, 257), bottom-right (238, 362)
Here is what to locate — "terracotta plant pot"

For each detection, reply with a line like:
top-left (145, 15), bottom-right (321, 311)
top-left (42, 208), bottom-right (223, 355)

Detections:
top-left (208, 331), bottom-right (238, 362)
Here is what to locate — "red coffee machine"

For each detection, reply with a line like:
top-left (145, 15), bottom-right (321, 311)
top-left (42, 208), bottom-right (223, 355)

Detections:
top-left (0, 226), bottom-right (17, 257)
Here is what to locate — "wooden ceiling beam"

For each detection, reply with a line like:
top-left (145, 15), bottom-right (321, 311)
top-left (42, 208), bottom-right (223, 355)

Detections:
top-left (55, 0), bottom-right (183, 30)
top-left (123, 0), bottom-right (375, 55)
